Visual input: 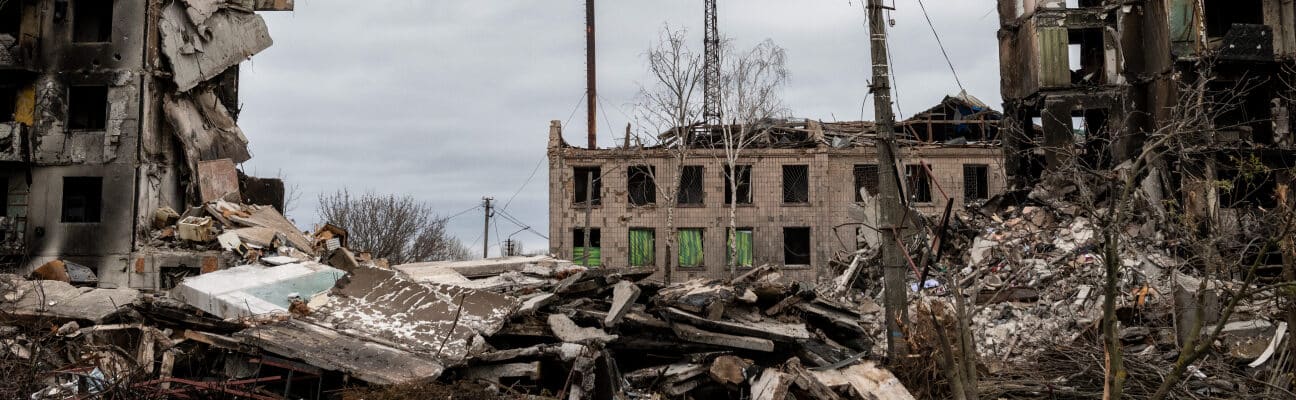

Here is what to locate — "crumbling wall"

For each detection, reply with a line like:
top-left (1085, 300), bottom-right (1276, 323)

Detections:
top-left (547, 122), bottom-right (1007, 282)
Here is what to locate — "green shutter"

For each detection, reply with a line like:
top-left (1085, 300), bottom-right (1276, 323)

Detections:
top-left (574, 247), bottom-right (602, 267)
top-left (678, 229), bottom-right (704, 267)
top-left (728, 230), bottom-right (753, 267)
top-left (629, 229), bottom-right (655, 267)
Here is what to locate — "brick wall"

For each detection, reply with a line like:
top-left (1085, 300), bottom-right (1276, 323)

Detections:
top-left (547, 123), bottom-right (1007, 282)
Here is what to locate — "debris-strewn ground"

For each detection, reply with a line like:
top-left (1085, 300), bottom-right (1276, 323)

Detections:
top-left (2, 186), bottom-right (1294, 399)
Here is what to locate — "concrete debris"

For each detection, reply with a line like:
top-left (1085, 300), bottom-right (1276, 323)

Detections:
top-left (160, 0), bottom-right (274, 92)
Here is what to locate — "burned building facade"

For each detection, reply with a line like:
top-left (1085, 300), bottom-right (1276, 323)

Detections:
top-left (548, 96), bottom-right (1008, 282)
top-left (998, 0), bottom-right (1296, 209)
top-left (0, 0), bottom-right (291, 289)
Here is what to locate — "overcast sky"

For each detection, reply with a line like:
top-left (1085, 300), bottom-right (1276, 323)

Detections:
top-left (237, 0), bottom-right (1002, 257)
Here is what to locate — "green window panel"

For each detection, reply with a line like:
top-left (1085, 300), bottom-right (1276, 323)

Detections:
top-left (574, 247), bottom-right (602, 267)
top-left (728, 229), bottom-right (753, 267)
top-left (629, 229), bottom-right (655, 267)
top-left (678, 229), bottom-right (704, 268)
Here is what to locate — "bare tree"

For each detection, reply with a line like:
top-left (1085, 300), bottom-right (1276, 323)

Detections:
top-left (632, 24), bottom-right (704, 283)
top-left (318, 189), bottom-right (472, 265)
top-left (716, 39), bottom-right (789, 277)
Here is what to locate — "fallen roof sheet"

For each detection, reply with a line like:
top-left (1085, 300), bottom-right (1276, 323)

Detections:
top-left (315, 266), bottom-right (520, 365)
top-left (171, 262), bottom-right (344, 319)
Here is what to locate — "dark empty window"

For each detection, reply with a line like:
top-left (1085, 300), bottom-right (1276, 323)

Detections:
top-left (73, 0), bottom-right (113, 43)
top-left (0, 88), bottom-right (15, 123)
top-left (783, 227), bottom-right (811, 265)
top-left (905, 164), bottom-right (933, 203)
top-left (783, 165), bottom-right (809, 204)
top-left (573, 166), bottom-right (601, 207)
top-left (678, 165), bottom-right (704, 205)
top-left (724, 165), bottom-right (752, 205)
top-left (963, 164), bottom-right (989, 202)
top-left (627, 165), bottom-right (656, 206)
top-left (1204, 0), bottom-right (1263, 38)
top-left (0, 1), bottom-right (20, 36)
top-left (62, 177), bottom-right (102, 223)
top-left (573, 228), bottom-right (601, 267)
top-left (854, 164), bottom-right (879, 202)
top-left (1219, 168), bottom-right (1277, 208)
top-left (68, 86), bottom-right (108, 131)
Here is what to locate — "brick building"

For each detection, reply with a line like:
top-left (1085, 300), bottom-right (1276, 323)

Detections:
top-left (548, 95), bottom-right (1009, 282)
top-left (0, 0), bottom-right (290, 288)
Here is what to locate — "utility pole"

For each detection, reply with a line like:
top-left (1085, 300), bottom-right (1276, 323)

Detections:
top-left (867, 0), bottom-right (908, 363)
top-left (586, 0), bottom-right (597, 149)
top-left (702, 0), bottom-right (721, 126)
top-left (482, 196), bottom-right (493, 259)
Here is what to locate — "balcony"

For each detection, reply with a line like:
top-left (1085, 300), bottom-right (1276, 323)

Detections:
top-left (0, 122), bottom-right (27, 163)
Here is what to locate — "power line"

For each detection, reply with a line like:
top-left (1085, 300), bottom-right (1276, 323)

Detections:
top-left (497, 209), bottom-right (549, 240)
top-left (443, 204), bottom-right (482, 221)
top-left (500, 157), bottom-right (544, 212)
top-left (916, 0), bottom-right (966, 93)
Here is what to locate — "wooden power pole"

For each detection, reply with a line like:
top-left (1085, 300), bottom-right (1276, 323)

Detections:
top-left (867, 0), bottom-right (909, 362)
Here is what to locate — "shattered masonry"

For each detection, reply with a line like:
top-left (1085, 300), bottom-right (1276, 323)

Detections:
top-left (0, 0), bottom-right (292, 289)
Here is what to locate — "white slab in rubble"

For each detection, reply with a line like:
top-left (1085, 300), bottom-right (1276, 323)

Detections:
top-left (172, 262), bottom-right (345, 319)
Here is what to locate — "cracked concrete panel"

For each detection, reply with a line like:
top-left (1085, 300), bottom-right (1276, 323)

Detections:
top-left (160, 1), bottom-right (273, 92)
top-left (237, 319), bottom-right (445, 385)
top-left (314, 266), bottom-right (520, 366)
top-left (163, 89), bottom-right (252, 164)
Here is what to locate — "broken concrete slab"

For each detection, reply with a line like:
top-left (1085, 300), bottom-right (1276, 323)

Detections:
top-left (461, 361), bottom-right (541, 383)
top-left (317, 266), bottom-right (519, 365)
top-left (654, 279), bottom-right (737, 314)
top-left (663, 307), bottom-right (811, 342)
top-left (160, 1), bottom-right (274, 92)
top-left (671, 323), bottom-right (775, 352)
top-left (604, 280), bottom-right (642, 327)
top-left (548, 313), bottom-right (617, 344)
top-left (750, 369), bottom-right (793, 400)
top-left (225, 205), bottom-right (315, 253)
top-left (171, 262), bottom-right (344, 319)
top-left (197, 159), bottom-right (241, 203)
top-left (0, 275), bottom-right (139, 323)
top-left (237, 319), bottom-right (444, 385)
top-left (394, 255), bottom-right (557, 280)
top-left (163, 89), bottom-right (252, 164)
top-left (807, 362), bottom-right (915, 400)
top-left (707, 355), bottom-right (751, 386)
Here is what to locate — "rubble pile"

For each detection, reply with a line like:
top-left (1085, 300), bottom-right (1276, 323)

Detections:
top-left (1, 220), bottom-right (917, 400)
top-left (881, 190), bottom-right (1294, 399)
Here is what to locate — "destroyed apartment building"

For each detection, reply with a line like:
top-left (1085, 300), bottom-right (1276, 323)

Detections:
top-left (0, 0), bottom-right (293, 289)
top-left (998, 0), bottom-right (1296, 213)
top-left (548, 95), bottom-right (1007, 281)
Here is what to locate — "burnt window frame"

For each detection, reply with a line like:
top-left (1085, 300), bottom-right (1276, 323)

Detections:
top-left (853, 164), bottom-right (879, 202)
top-left (61, 176), bottom-right (102, 223)
top-left (905, 164), bottom-right (933, 204)
top-left (72, 0), bottom-right (114, 43)
top-left (627, 165), bottom-right (657, 206)
top-left (677, 165), bottom-right (705, 206)
top-left (782, 165), bottom-right (809, 204)
top-left (783, 227), bottom-right (811, 266)
top-left (724, 164), bottom-right (752, 205)
top-left (67, 85), bottom-right (109, 131)
top-left (963, 164), bottom-right (989, 202)
top-left (572, 166), bottom-right (602, 207)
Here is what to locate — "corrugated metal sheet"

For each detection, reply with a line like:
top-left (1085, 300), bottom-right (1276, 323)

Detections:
top-left (1038, 27), bottom-right (1071, 88)
top-left (678, 229), bottom-right (704, 268)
